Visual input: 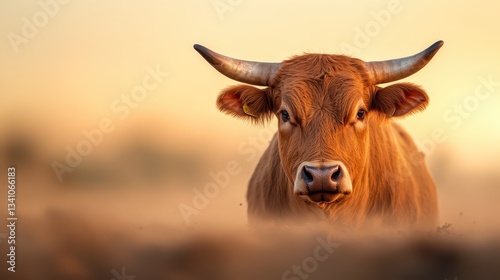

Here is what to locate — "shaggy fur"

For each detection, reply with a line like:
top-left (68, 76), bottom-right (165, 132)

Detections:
top-left (216, 53), bottom-right (438, 229)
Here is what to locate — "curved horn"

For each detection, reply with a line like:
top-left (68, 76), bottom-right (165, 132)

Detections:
top-left (365, 40), bottom-right (444, 84)
top-left (194, 44), bottom-right (281, 86)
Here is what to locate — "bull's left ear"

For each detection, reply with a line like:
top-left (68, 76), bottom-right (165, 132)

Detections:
top-left (371, 83), bottom-right (429, 117)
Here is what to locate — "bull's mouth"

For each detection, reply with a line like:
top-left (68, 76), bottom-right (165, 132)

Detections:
top-left (303, 191), bottom-right (347, 204)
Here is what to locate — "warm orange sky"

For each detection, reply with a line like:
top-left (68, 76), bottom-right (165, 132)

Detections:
top-left (1, 0), bottom-right (499, 167)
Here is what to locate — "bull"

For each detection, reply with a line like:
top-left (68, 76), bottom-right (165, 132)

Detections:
top-left (194, 41), bottom-right (443, 228)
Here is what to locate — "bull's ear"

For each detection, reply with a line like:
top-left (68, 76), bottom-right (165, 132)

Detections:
top-left (217, 85), bottom-right (274, 123)
top-left (371, 83), bottom-right (429, 117)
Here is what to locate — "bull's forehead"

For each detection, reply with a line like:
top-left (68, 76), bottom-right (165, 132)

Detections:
top-left (277, 54), bottom-right (370, 82)
top-left (276, 54), bottom-right (371, 124)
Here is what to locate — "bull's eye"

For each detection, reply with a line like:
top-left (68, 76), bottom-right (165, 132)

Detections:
top-left (356, 109), bottom-right (366, 121)
top-left (281, 110), bottom-right (290, 122)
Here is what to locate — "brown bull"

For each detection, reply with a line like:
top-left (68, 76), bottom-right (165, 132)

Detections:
top-left (194, 41), bottom-right (443, 228)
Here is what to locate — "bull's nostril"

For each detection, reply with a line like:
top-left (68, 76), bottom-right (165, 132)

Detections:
top-left (331, 167), bottom-right (342, 181)
top-left (302, 166), bottom-right (314, 184)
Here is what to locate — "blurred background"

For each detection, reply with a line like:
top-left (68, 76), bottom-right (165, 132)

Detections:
top-left (0, 0), bottom-right (499, 278)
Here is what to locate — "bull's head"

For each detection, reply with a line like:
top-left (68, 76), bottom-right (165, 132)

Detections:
top-left (195, 41), bottom-right (443, 205)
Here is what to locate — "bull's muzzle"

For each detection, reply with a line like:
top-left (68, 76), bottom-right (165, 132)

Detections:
top-left (294, 161), bottom-right (353, 203)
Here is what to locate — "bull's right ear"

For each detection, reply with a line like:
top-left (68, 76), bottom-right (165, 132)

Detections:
top-left (217, 85), bottom-right (274, 123)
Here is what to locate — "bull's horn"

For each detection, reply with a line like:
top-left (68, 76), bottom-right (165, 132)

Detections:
top-left (194, 44), bottom-right (281, 86)
top-left (364, 40), bottom-right (444, 84)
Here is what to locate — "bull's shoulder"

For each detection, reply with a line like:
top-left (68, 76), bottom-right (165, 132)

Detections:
top-left (368, 121), bottom-right (438, 227)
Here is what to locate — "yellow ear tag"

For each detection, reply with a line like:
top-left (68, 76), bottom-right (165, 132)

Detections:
top-left (243, 103), bottom-right (257, 118)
